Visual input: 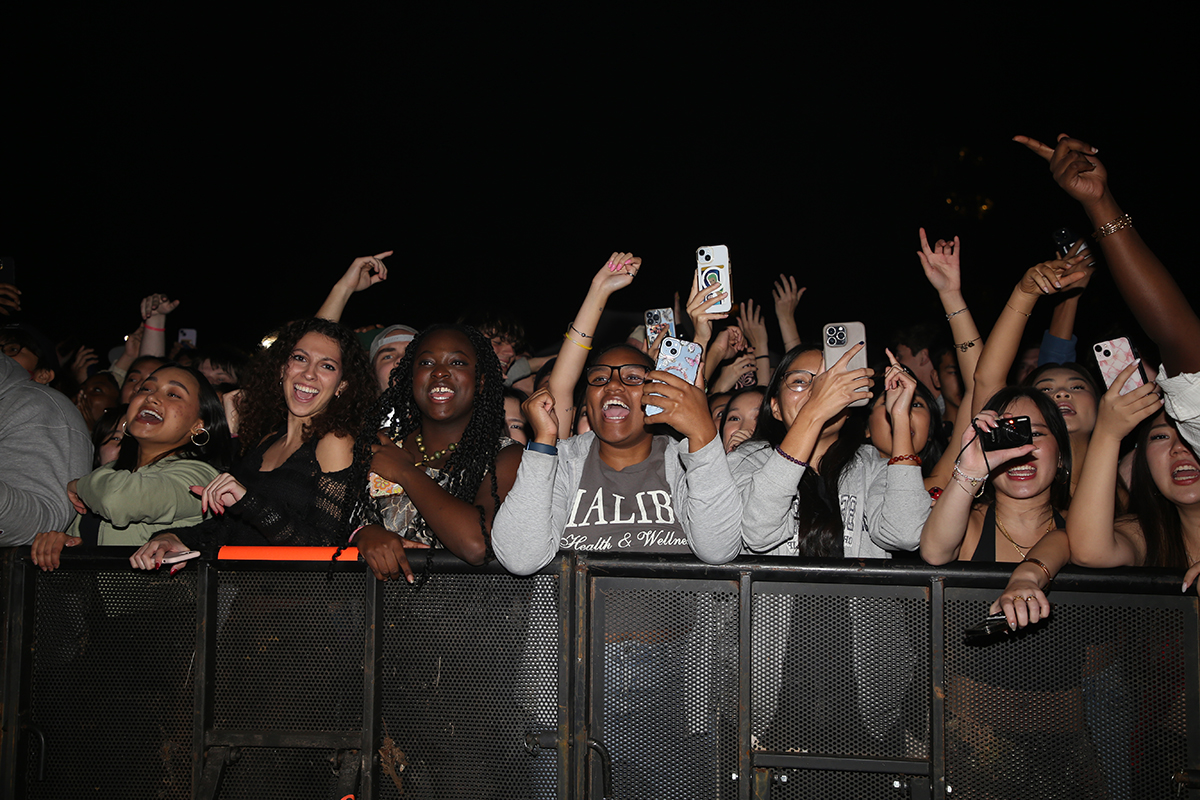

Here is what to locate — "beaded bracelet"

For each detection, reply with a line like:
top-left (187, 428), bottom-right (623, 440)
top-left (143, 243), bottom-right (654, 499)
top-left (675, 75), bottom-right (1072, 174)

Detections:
top-left (1022, 556), bottom-right (1053, 585)
top-left (887, 453), bottom-right (922, 466)
top-left (1093, 213), bottom-right (1133, 241)
top-left (774, 446), bottom-right (810, 469)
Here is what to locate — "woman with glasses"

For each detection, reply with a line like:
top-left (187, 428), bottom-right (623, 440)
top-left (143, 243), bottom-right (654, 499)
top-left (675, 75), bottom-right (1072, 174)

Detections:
top-left (492, 341), bottom-right (743, 573)
top-left (730, 344), bottom-right (930, 559)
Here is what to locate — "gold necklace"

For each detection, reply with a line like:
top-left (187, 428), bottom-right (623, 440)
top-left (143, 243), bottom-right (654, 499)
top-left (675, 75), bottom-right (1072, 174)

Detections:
top-left (995, 512), bottom-right (1055, 559)
top-left (414, 431), bottom-right (457, 467)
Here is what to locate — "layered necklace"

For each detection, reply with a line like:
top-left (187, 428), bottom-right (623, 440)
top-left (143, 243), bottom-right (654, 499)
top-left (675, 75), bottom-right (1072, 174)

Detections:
top-left (995, 512), bottom-right (1056, 559)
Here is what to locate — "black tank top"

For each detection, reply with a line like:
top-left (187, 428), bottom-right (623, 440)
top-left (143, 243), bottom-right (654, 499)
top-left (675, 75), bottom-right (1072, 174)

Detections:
top-left (971, 504), bottom-right (1065, 562)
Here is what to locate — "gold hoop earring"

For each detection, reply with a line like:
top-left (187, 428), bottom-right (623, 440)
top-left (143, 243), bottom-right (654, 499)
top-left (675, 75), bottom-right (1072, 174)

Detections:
top-left (191, 428), bottom-right (210, 447)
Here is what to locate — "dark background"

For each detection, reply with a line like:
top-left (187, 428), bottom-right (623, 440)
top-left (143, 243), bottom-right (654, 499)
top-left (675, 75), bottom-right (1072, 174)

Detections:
top-left (4, 13), bottom-right (1196, 368)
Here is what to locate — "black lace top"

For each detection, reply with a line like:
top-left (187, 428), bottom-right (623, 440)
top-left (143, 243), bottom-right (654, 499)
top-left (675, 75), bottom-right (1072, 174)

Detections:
top-left (175, 431), bottom-right (355, 551)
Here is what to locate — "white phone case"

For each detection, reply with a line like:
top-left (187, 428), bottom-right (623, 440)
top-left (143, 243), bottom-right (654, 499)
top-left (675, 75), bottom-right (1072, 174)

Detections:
top-left (696, 245), bottom-right (731, 314)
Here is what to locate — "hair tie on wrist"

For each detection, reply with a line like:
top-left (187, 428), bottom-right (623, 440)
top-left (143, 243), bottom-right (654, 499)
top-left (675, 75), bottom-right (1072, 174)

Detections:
top-left (144, 324), bottom-right (166, 332)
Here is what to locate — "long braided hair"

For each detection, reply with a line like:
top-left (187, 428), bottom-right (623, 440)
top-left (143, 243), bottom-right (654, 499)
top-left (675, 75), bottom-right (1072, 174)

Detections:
top-left (338, 324), bottom-right (507, 565)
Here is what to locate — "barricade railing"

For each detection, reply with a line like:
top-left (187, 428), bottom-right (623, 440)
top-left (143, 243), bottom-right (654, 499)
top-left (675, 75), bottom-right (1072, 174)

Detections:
top-left (1, 547), bottom-right (1196, 799)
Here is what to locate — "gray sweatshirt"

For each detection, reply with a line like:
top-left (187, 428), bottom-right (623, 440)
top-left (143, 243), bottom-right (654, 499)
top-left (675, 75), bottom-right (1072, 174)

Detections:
top-left (492, 432), bottom-right (743, 575)
top-left (0, 355), bottom-right (94, 545)
top-left (727, 441), bottom-right (928, 558)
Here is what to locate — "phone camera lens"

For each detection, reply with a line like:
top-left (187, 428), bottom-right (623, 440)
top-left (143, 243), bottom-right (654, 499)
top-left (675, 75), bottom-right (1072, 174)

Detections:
top-left (698, 249), bottom-right (705, 257)
top-left (1095, 344), bottom-right (1103, 352)
top-left (1103, 349), bottom-right (1111, 357)
top-left (705, 255), bottom-right (712, 262)
top-left (826, 327), bottom-right (836, 336)
top-left (828, 337), bottom-right (837, 346)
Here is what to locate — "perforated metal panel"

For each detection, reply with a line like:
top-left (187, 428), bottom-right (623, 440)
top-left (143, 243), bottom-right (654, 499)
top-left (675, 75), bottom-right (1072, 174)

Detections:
top-left (752, 583), bottom-right (930, 760)
top-left (213, 572), bottom-right (365, 731)
top-left (378, 571), bottom-right (559, 799)
top-left (945, 589), bottom-right (1190, 800)
top-left (25, 569), bottom-right (197, 799)
top-left (765, 767), bottom-right (920, 799)
top-left (215, 746), bottom-right (342, 799)
top-left (592, 578), bottom-right (740, 800)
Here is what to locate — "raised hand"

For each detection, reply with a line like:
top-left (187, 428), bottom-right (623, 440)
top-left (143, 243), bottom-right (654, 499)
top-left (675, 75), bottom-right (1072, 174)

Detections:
top-left (772, 274), bottom-right (805, 322)
top-left (642, 367), bottom-right (716, 450)
top-left (740, 299), bottom-right (769, 354)
top-left (1094, 362), bottom-right (1162, 442)
top-left (1018, 257), bottom-right (1089, 297)
top-left (799, 343), bottom-right (873, 428)
top-left (916, 228), bottom-right (962, 295)
top-left (591, 251), bottom-right (641, 296)
top-left (711, 352), bottom-right (756, 394)
top-left (340, 251), bottom-right (393, 293)
top-left (882, 348), bottom-right (918, 423)
top-left (521, 387), bottom-right (560, 446)
top-left (71, 346), bottom-right (99, 384)
top-left (0, 283), bottom-right (21, 316)
top-left (685, 270), bottom-right (729, 349)
top-left (140, 293), bottom-right (180, 320)
top-left (1013, 133), bottom-right (1108, 208)
top-left (956, 410), bottom-right (1036, 480)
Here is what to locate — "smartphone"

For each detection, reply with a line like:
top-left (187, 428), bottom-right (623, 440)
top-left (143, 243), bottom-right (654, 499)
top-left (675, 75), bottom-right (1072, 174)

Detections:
top-left (1051, 227), bottom-right (1098, 268)
top-left (646, 336), bottom-right (702, 416)
top-left (821, 321), bottom-right (869, 407)
top-left (1094, 337), bottom-right (1147, 396)
top-left (696, 245), bottom-right (732, 314)
top-left (178, 328), bottom-right (198, 349)
top-left (644, 308), bottom-right (676, 347)
top-left (979, 416), bottom-right (1033, 452)
top-left (161, 550), bottom-right (201, 564)
top-left (964, 612), bottom-right (1012, 643)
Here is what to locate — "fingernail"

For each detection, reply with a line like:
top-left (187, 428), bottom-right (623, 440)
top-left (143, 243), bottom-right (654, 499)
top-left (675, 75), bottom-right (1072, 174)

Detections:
top-left (1184, 582), bottom-right (1190, 593)
top-left (1009, 621), bottom-right (1016, 631)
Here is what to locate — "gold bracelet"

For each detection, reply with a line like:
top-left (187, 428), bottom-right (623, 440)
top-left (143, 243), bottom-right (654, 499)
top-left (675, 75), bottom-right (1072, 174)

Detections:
top-left (1005, 302), bottom-right (1032, 318)
top-left (954, 337), bottom-right (980, 353)
top-left (1093, 213), bottom-right (1133, 241)
top-left (563, 332), bottom-right (592, 351)
top-left (1022, 556), bottom-right (1053, 585)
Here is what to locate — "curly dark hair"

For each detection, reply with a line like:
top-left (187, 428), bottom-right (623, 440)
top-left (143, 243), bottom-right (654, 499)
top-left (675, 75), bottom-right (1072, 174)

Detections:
top-left (235, 318), bottom-right (375, 455)
top-left (343, 324), bottom-right (507, 563)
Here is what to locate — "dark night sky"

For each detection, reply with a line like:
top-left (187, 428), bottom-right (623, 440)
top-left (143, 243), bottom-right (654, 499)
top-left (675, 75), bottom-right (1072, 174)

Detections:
top-left (5, 13), bottom-right (1197, 369)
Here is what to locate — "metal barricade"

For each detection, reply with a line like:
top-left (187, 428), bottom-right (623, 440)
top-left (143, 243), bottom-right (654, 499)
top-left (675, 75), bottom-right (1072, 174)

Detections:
top-left (1, 547), bottom-right (1196, 799)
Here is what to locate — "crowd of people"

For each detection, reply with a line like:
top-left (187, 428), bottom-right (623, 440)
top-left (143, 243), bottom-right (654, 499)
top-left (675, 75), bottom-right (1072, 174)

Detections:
top-left (3, 133), bottom-right (1198, 793)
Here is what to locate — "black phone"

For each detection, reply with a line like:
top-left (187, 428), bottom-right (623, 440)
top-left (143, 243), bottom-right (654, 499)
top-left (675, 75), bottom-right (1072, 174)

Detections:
top-left (978, 416), bottom-right (1032, 452)
top-left (964, 612), bottom-right (1012, 643)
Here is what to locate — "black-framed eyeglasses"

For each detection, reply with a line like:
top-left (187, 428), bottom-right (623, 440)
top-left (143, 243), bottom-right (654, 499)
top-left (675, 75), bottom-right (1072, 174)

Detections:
top-left (1, 342), bottom-right (25, 359)
top-left (782, 369), bottom-right (816, 393)
top-left (586, 364), bottom-right (649, 387)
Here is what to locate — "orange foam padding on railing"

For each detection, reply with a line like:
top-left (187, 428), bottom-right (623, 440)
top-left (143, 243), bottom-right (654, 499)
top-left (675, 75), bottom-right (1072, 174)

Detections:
top-left (217, 546), bottom-right (359, 561)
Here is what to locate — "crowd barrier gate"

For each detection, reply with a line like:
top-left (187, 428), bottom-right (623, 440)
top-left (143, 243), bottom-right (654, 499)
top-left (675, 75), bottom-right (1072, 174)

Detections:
top-left (1, 547), bottom-right (1197, 799)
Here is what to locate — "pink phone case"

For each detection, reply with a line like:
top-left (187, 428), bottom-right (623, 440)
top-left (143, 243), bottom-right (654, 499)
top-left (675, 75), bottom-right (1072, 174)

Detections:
top-left (1093, 337), bottom-right (1146, 395)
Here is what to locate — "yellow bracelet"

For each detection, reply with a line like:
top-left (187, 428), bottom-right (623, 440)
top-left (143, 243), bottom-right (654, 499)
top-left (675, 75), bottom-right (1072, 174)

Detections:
top-left (563, 332), bottom-right (592, 351)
